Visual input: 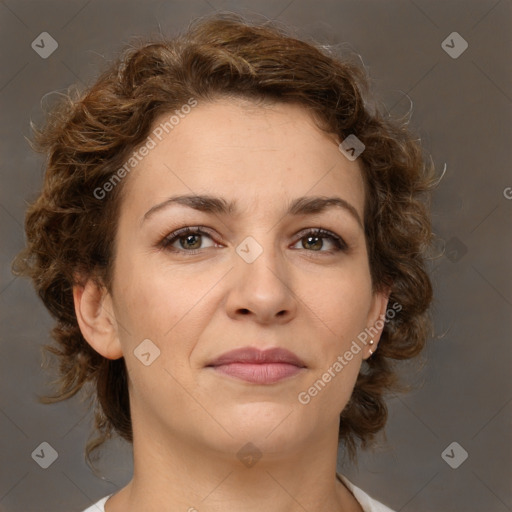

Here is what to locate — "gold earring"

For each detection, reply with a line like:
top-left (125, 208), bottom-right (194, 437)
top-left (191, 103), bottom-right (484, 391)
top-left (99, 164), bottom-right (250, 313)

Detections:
top-left (369, 339), bottom-right (375, 356)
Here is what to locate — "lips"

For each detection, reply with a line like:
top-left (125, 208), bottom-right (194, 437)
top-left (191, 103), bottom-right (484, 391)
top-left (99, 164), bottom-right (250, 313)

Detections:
top-left (207, 347), bottom-right (306, 367)
top-left (206, 347), bottom-right (306, 384)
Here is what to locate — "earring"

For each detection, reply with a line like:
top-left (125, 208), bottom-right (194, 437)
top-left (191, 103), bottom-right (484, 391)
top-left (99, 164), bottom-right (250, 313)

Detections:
top-left (369, 339), bottom-right (375, 356)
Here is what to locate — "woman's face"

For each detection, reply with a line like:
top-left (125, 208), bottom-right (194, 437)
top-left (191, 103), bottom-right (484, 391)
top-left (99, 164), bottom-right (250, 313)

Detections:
top-left (104, 98), bottom-right (388, 457)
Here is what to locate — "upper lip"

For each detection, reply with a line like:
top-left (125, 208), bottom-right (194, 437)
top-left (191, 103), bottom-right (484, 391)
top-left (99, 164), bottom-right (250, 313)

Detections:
top-left (206, 347), bottom-right (306, 368)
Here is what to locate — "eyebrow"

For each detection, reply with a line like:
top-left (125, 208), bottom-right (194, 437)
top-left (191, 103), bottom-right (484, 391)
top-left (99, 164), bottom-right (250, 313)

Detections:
top-left (142, 194), bottom-right (363, 228)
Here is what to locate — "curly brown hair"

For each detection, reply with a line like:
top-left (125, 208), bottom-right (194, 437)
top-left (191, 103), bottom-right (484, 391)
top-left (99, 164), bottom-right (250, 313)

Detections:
top-left (12, 12), bottom-right (434, 468)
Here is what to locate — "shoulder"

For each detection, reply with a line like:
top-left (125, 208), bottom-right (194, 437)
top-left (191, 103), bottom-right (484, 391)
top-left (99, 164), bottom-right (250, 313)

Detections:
top-left (80, 494), bottom-right (113, 512)
top-left (337, 473), bottom-right (396, 512)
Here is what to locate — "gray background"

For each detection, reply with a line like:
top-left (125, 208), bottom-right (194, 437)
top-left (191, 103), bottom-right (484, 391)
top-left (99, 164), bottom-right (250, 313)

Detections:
top-left (0, 0), bottom-right (511, 511)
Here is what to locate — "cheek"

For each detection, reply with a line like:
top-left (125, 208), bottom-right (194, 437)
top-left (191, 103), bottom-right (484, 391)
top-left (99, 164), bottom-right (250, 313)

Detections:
top-left (299, 271), bottom-right (372, 401)
top-left (113, 247), bottom-right (191, 332)
top-left (113, 243), bottom-right (374, 348)
top-left (310, 270), bottom-right (373, 340)
top-left (111, 264), bottom-right (204, 403)
top-left (111, 254), bottom-right (217, 369)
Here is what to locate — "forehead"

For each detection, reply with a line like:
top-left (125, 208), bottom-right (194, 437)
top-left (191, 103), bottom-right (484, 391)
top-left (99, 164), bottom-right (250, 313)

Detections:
top-left (119, 98), bottom-right (366, 222)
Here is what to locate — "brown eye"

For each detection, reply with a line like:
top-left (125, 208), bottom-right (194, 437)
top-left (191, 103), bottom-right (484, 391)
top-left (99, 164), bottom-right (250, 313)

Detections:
top-left (293, 228), bottom-right (347, 253)
top-left (302, 235), bottom-right (323, 251)
top-left (161, 227), bottom-right (217, 253)
top-left (177, 233), bottom-right (203, 250)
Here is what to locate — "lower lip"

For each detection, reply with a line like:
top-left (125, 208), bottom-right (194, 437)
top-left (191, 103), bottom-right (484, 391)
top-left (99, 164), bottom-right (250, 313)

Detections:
top-left (210, 363), bottom-right (303, 384)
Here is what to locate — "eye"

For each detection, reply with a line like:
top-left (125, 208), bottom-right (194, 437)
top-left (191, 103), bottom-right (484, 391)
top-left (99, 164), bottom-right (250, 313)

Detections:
top-left (291, 228), bottom-right (347, 254)
top-left (159, 226), bottom-right (347, 255)
top-left (160, 226), bottom-right (219, 254)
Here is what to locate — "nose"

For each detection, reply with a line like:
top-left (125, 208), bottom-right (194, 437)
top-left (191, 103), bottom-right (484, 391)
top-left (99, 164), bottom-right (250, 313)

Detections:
top-left (225, 235), bottom-right (297, 325)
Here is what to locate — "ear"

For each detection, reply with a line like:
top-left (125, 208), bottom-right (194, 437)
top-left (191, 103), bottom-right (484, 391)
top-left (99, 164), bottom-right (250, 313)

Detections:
top-left (73, 278), bottom-right (123, 360)
top-left (363, 288), bottom-right (391, 360)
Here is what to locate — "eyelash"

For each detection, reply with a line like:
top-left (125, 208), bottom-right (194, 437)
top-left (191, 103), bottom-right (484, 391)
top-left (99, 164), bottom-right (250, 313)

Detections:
top-left (159, 226), bottom-right (348, 256)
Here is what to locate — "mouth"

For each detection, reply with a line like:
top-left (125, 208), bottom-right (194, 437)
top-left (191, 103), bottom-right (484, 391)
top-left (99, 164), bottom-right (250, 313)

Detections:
top-left (206, 347), bottom-right (307, 384)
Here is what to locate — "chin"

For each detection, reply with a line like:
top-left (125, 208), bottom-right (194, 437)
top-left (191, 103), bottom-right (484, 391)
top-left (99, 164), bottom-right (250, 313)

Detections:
top-left (213, 403), bottom-right (314, 449)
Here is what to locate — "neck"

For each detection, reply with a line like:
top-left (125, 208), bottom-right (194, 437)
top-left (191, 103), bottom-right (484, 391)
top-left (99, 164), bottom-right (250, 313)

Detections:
top-left (105, 416), bottom-right (361, 512)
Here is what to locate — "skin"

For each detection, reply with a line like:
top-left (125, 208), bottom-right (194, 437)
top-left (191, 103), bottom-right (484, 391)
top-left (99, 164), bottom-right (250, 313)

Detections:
top-left (74, 97), bottom-right (389, 512)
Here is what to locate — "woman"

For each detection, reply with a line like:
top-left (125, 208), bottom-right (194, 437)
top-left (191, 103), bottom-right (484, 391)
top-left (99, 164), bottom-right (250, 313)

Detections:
top-left (13, 13), bottom-right (434, 512)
